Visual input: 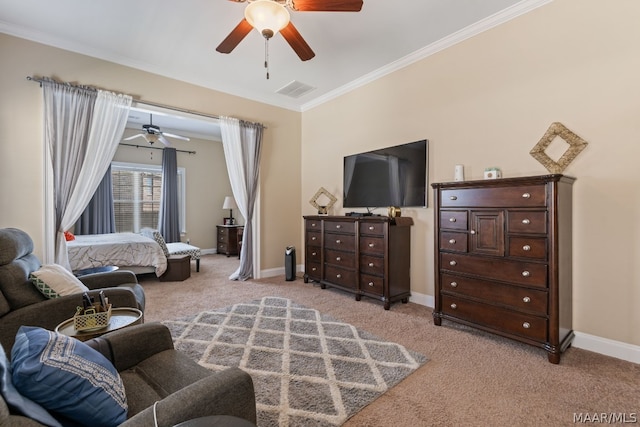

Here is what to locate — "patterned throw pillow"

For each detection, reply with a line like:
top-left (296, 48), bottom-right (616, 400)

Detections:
top-left (11, 326), bottom-right (128, 427)
top-left (141, 228), bottom-right (169, 257)
top-left (29, 264), bottom-right (89, 299)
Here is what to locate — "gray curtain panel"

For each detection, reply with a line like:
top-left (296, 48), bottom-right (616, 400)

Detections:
top-left (75, 165), bottom-right (116, 235)
top-left (159, 147), bottom-right (180, 243)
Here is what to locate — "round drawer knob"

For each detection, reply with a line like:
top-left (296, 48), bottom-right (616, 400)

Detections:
top-left (311, 267), bottom-right (317, 272)
top-left (522, 245), bottom-right (531, 251)
top-left (470, 230), bottom-right (476, 235)
top-left (449, 217), bottom-right (457, 222)
top-left (336, 274), bottom-right (341, 279)
top-left (368, 282), bottom-right (374, 287)
top-left (450, 281), bottom-right (458, 288)
top-left (369, 226), bottom-right (374, 230)
top-left (449, 239), bottom-right (456, 244)
top-left (368, 262), bottom-right (374, 267)
top-left (522, 192), bottom-right (531, 199)
top-left (450, 303), bottom-right (457, 309)
top-left (522, 270), bottom-right (530, 277)
top-left (311, 223), bottom-right (317, 227)
top-left (336, 256), bottom-right (341, 261)
top-left (336, 225), bottom-right (341, 229)
top-left (449, 196), bottom-right (458, 201)
top-left (449, 260), bottom-right (457, 266)
top-left (369, 243), bottom-right (375, 247)
top-left (311, 252), bottom-right (317, 256)
top-left (311, 236), bottom-right (316, 240)
top-left (522, 219), bottom-right (531, 224)
top-left (523, 296), bottom-right (531, 303)
top-left (522, 322), bottom-right (531, 329)
top-left (336, 239), bottom-right (341, 244)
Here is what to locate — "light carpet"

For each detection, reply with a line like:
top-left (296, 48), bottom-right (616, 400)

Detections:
top-left (163, 296), bottom-right (428, 427)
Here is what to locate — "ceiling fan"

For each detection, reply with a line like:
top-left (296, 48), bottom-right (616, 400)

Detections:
top-left (216, 0), bottom-right (364, 63)
top-left (123, 114), bottom-right (190, 146)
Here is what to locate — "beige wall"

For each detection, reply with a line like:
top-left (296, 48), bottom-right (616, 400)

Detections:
top-left (302, 0), bottom-right (640, 346)
top-left (0, 33), bottom-right (302, 271)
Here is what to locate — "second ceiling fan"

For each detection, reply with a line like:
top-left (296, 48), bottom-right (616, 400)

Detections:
top-left (216, 0), bottom-right (364, 62)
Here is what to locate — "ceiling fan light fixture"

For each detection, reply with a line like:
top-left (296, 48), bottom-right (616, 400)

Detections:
top-left (245, 0), bottom-right (290, 39)
top-left (145, 133), bottom-right (159, 144)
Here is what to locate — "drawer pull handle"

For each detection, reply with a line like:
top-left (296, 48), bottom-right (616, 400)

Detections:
top-left (522, 270), bottom-right (530, 277)
top-left (369, 226), bottom-right (375, 230)
top-left (522, 322), bottom-right (531, 329)
top-left (449, 239), bottom-right (456, 244)
top-left (449, 260), bottom-right (457, 266)
top-left (449, 196), bottom-right (458, 201)
top-left (368, 262), bottom-right (374, 267)
top-left (336, 239), bottom-right (341, 244)
top-left (336, 225), bottom-right (341, 229)
top-left (450, 281), bottom-right (458, 288)
top-left (312, 267), bottom-right (317, 272)
top-left (311, 252), bottom-right (317, 256)
top-left (311, 223), bottom-right (317, 227)
top-left (522, 219), bottom-right (531, 225)
top-left (368, 243), bottom-right (375, 248)
top-left (368, 282), bottom-right (374, 287)
top-left (522, 245), bottom-right (531, 251)
top-left (449, 217), bottom-right (456, 222)
top-left (450, 303), bottom-right (457, 309)
top-left (336, 274), bottom-right (341, 279)
top-left (522, 192), bottom-right (531, 199)
top-left (470, 230), bottom-right (476, 235)
top-left (336, 256), bottom-right (341, 261)
top-left (311, 236), bottom-right (316, 241)
top-left (523, 296), bottom-right (531, 303)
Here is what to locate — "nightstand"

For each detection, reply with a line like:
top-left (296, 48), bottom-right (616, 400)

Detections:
top-left (217, 225), bottom-right (243, 257)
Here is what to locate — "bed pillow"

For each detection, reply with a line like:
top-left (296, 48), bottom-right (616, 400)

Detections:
top-left (29, 264), bottom-right (89, 299)
top-left (10, 326), bottom-right (127, 427)
top-left (0, 342), bottom-right (62, 427)
top-left (141, 228), bottom-right (169, 257)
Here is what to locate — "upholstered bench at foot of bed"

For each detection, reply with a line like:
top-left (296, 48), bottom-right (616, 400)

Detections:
top-left (165, 242), bottom-right (201, 272)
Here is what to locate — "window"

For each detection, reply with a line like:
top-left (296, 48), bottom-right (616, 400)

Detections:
top-left (111, 162), bottom-right (186, 233)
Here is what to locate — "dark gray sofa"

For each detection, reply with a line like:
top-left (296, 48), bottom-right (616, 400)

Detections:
top-left (0, 227), bottom-right (145, 352)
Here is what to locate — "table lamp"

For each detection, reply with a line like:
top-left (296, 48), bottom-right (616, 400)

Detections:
top-left (223, 196), bottom-right (237, 224)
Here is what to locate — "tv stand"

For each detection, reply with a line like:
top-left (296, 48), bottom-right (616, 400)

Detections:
top-left (303, 215), bottom-right (413, 310)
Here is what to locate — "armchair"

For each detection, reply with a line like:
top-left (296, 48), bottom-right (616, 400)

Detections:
top-left (0, 228), bottom-right (145, 352)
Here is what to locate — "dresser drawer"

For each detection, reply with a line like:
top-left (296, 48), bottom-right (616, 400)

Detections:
top-left (360, 273), bottom-right (384, 296)
top-left (440, 210), bottom-right (468, 230)
top-left (324, 233), bottom-right (355, 251)
top-left (306, 219), bottom-right (322, 231)
top-left (324, 221), bottom-right (355, 233)
top-left (360, 236), bottom-right (385, 255)
top-left (441, 185), bottom-right (547, 208)
top-left (441, 295), bottom-right (547, 342)
top-left (324, 265), bottom-right (356, 289)
top-left (306, 230), bottom-right (321, 246)
top-left (507, 211), bottom-right (547, 234)
top-left (325, 249), bottom-right (355, 268)
top-left (359, 221), bottom-right (385, 236)
top-left (440, 231), bottom-right (468, 252)
top-left (440, 273), bottom-right (547, 315)
top-left (440, 253), bottom-right (548, 288)
top-left (360, 254), bottom-right (384, 275)
top-left (508, 236), bottom-right (547, 260)
top-left (306, 262), bottom-right (321, 280)
top-left (306, 246), bottom-right (321, 263)
top-left (217, 242), bottom-right (228, 253)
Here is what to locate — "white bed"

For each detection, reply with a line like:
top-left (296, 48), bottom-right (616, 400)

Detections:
top-left (67, 232), bottom-right (168, 276)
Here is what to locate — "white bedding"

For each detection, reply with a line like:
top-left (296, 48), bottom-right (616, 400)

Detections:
top-left (67, 232), bottom-right (167, 276)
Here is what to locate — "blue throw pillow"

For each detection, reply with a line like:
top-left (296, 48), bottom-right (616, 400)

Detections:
top-left (10, 326), bottom-right (127, 427)
top-left (0, 343), bottom-right (62, 426)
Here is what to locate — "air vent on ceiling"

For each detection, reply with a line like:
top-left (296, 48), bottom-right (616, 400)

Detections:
top-left (276, 80), bottom-right (316, 98)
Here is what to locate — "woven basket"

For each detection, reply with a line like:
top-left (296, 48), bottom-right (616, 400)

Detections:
top-left (74, 304), bottom-right (111, 331)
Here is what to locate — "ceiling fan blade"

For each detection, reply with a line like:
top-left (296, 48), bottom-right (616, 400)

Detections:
top-left (123, 134), bottom-right (145, 141)
top-left (291, 0), bottom-right (363, 12)
top-left (162, 132), bottom-right (191, 141)
top-left (280, 22), bottom-right (315, 61)
top-left (158, 135), bottom-right (172, 147)
top-left (216, 18), bottom-right (253, 54)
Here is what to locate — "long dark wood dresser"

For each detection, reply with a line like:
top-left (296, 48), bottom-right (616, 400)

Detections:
top-left (303, 215), bottom-right (413, 310)
top-left (432, 174), bottom-right (575, 363)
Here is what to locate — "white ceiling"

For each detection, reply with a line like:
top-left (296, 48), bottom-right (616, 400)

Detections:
top-left (0, 0), bottom-right (550, 114)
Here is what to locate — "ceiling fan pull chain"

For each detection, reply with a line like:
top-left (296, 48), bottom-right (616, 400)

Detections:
top-left (264, 37), bottom-right (270, 80)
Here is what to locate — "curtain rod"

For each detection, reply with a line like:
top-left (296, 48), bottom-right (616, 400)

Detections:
top-left (26, 75), bottom-right (265, 128)
top-left (119, 143), bottom-right (196, 155)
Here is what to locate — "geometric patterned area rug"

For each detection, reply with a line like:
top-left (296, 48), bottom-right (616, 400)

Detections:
top-left (163, 297), bottom-right (428, 427)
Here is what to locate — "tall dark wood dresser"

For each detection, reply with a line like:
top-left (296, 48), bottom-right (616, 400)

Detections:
top-left (432, 174), bottom-right (575, 363)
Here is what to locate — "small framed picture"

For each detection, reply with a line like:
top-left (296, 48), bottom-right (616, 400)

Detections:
top-left (223, 218), bottom-right (234, 225)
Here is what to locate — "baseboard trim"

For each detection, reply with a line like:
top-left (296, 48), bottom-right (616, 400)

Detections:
top-left (262, 271), bottom-right (639, 364)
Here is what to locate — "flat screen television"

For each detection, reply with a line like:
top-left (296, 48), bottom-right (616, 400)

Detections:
top-left (343, 139), bottom-right (428, 209)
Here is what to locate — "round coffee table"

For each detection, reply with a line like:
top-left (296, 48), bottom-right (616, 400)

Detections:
top-left (55, 307), bottom-right (143, 341)
top-left (173, 415), bottom-right (256, 427)
top-left (73, 265), bottom-right (119, 277)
